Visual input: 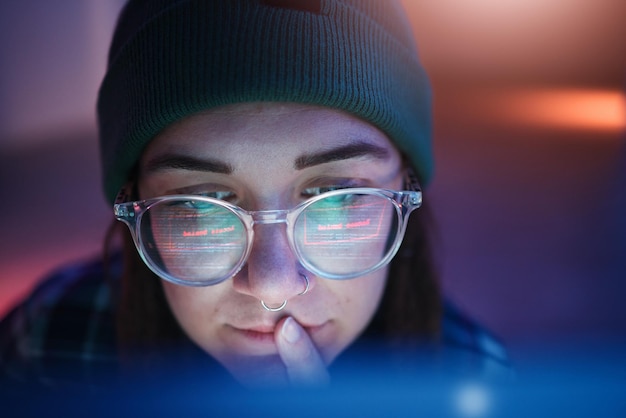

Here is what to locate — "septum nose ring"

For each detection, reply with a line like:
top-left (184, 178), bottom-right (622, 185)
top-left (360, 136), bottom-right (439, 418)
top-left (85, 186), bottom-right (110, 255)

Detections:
top-left (261, 274), bottom-right (309, 312)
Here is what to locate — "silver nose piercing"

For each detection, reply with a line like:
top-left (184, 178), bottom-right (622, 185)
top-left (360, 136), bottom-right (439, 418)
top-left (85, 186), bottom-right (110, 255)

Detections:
top-left (260, 300), bottom-right (287, 312)
top-left (260, 273), bottom-right (309, 311)
top-left (298, 274), bottom-right (309, 296)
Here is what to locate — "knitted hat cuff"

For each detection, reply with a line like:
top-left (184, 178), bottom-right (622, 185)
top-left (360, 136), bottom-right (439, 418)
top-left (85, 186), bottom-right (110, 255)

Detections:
top-left (98, 0), bottom-right (433, 203)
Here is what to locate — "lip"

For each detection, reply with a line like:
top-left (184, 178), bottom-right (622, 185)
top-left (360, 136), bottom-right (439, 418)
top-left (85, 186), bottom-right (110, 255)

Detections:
top-left (224, 320), bottom-right (328, 356)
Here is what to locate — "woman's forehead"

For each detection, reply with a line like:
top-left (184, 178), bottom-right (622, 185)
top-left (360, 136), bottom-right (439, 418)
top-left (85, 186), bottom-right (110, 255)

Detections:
top-left (142, 102), bottom-right (401, 163)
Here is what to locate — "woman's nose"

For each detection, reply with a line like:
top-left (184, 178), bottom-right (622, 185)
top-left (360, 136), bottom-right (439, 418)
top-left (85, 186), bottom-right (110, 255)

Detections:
top-left (232, 222), bottom-right (310, 305)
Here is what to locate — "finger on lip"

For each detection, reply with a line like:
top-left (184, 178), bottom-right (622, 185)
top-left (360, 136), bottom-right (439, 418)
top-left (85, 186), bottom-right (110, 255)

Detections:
top-left (274, 316), bottom-right (330, 385)
top-left (274, 316), bottom-right (318, 341)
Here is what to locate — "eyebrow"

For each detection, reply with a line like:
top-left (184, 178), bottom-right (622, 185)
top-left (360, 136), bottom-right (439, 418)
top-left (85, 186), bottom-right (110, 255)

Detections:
top-left (294, 141), bottom-right (390, 170)
top-left (142, 154), bottom-right (234, 175)
top-left (142, 140), bottom-right (390, 174)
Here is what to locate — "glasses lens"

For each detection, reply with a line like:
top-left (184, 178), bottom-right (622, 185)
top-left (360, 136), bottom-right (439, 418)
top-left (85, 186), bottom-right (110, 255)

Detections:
top-left (293, 191), bottom-right (399, 277)
top-left (139, 198), bottom-right (247, 284)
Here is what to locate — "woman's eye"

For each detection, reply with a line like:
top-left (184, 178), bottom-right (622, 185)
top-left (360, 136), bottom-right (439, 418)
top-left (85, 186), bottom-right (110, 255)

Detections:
top-left (197, 191), bottom-right (235, 201)
top-left (302, 186), bottom-right (359, 207)
top-left (301, 186), bottom-right (345, 198)
top-left (172, 184), bottom-right (236, 202)
top-left (168, 191), bottom-right (235, 211)
top-left (184, 200), bottom-right (214, 210)
top-left (187, 191), bottom-right (236, 208)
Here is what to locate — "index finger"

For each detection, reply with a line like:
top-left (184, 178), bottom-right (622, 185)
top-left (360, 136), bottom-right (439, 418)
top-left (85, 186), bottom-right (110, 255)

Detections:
top-left (275, 316), bottom-right (330, 386)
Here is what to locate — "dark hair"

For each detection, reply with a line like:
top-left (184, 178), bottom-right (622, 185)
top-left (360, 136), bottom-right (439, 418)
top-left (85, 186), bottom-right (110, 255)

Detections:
top-left (107, 199), bottom-right (442, 369)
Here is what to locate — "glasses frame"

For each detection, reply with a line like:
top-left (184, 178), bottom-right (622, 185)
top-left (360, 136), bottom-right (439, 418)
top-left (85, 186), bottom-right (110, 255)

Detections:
top-left (114, 176), bottom-right (422, 286)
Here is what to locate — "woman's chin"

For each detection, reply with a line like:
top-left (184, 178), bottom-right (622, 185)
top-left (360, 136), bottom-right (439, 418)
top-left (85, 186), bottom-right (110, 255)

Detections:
top-left (221, 354), bottom-right (289, 387)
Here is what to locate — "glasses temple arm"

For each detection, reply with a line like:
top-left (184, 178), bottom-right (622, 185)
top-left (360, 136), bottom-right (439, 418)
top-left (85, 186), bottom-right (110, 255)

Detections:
top-left (404, 167), bottom-right (422, 192)
top-left (114, 183), bottom-right (136, 205)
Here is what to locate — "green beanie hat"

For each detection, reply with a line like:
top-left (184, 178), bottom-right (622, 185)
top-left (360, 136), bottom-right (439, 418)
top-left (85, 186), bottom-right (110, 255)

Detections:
top-left (98, 0), bottom-right (433, 203)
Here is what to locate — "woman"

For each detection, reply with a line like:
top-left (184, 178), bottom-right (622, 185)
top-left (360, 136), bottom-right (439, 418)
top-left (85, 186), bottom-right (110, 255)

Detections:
top-left (0, 0), bottom-right (506, 389)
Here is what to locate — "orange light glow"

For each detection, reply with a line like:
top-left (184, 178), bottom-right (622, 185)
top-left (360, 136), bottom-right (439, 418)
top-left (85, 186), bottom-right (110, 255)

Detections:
top-left (494, 88), bottom-right (626, 132)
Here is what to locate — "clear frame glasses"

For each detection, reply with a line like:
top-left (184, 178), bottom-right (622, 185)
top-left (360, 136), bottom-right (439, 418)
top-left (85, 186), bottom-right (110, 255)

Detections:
top-left (114, 179), bottom-right (422, 287)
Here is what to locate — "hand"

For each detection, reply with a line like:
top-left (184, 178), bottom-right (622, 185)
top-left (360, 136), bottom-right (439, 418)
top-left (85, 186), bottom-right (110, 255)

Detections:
top-left (274, 316), bottom-right (330, 386)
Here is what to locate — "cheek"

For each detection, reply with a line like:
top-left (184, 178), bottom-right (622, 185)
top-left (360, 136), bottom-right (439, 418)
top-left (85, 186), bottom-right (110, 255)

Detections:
top-left (321, 268), bottom-right (388, 360)
top-left (160, 282), bottom-right (224, 345)
top-left (337, 274), bottom-right (386, 313)
top-left (349, 270), bottom-right (388, 323)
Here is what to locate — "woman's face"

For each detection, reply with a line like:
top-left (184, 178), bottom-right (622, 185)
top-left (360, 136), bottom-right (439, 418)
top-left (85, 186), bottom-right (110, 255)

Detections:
top-left (138, 103), bottom-right (404, 385)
